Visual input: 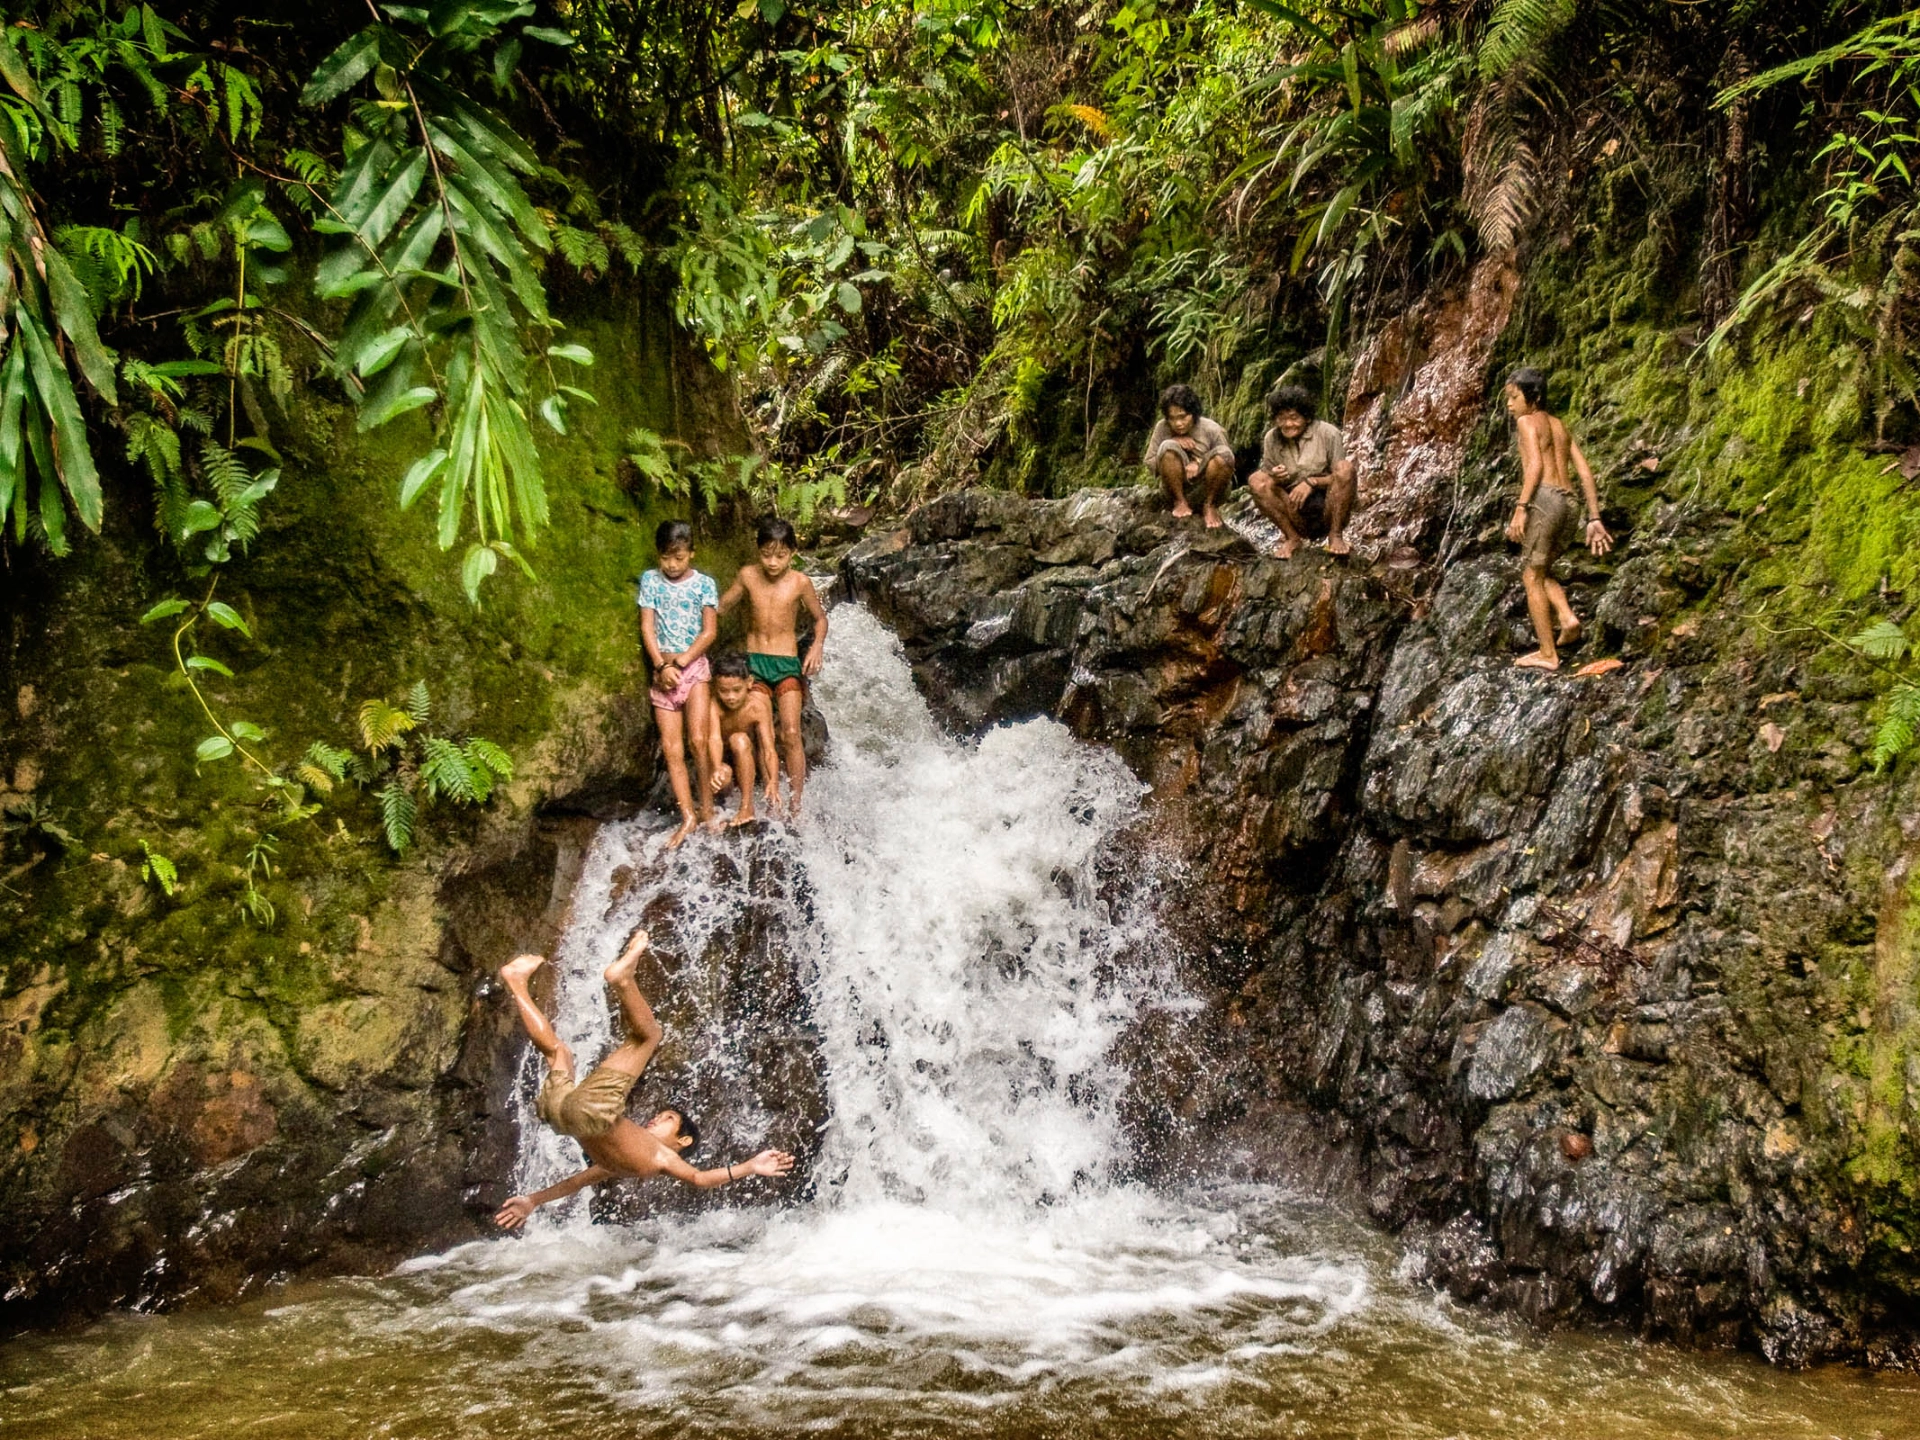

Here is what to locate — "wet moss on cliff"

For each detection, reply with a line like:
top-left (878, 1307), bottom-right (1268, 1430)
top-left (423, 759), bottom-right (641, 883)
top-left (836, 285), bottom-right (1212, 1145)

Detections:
top-left (0, 291), bottom-right (730, 1323)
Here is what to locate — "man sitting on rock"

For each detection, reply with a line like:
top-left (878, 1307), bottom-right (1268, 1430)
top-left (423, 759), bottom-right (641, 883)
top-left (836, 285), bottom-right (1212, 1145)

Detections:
top-left (1143, 383), bottom-right (1235, 529)
top-left (491, 927), bottom-right (793, 1229)
top-left (1247, 382), bottom-right (1357, 559)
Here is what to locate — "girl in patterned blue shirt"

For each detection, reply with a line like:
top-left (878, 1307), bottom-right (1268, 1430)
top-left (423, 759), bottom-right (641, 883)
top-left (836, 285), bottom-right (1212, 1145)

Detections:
top-left (639, 520), bottom-right (720, 846)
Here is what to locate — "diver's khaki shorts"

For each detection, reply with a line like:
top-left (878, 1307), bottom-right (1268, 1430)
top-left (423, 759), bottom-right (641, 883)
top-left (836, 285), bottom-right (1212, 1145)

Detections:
top-left (1520, 486), bottom-right (1579, 570)
top-left (536, 1058), bottom-right (640, 1140)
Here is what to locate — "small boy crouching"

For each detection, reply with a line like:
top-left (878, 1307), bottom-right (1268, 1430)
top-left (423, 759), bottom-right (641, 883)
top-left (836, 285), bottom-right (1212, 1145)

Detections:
top-left (706, 652), bottom-right (781, 826)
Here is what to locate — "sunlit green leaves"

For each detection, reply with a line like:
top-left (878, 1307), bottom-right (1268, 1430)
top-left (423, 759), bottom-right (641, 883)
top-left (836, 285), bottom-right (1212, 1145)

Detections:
top-left (301, 7), bottom-right (592, 598)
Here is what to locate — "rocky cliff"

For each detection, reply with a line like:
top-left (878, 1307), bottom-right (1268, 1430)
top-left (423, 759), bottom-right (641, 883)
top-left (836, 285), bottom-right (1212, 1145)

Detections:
top-left (841, 477), bottom-right (1920, 1366)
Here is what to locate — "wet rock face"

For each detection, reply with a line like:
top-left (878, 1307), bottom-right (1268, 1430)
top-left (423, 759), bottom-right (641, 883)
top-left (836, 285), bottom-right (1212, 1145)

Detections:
top-left (843, 485), bottom-right (1920, 1367)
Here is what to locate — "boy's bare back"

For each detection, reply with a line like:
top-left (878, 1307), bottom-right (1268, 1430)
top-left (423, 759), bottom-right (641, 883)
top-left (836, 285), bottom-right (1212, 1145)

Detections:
top-left (1518, 410), bottom-right (1575, 492)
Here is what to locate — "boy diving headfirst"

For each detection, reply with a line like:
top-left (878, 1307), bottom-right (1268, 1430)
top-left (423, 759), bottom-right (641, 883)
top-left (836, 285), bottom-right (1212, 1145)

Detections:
top-left (719, 517), bottom-right (828, 819)
top-left (492, 928), bottom-right (794, 1229)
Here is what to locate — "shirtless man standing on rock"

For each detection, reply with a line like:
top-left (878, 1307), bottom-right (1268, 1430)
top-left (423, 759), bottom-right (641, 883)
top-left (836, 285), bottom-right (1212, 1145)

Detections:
top-left (1502, 366), bottom-right (1612, 671)
top-left (492, 928), bottom-right (793, 1229)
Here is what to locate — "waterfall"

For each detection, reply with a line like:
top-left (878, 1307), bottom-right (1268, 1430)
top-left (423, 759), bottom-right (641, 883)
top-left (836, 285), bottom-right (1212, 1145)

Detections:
top-left (509, 603), bottom-right (1164, 1217)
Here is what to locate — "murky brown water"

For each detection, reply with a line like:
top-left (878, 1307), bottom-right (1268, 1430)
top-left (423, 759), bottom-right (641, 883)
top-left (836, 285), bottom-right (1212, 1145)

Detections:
top-left (2, 1192), bottom-right (1914, 1440)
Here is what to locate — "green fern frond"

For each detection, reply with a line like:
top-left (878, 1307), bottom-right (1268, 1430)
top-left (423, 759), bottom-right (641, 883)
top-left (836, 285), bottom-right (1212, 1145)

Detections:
top-left (602, 222), bottom-right (647, 269)
top-left (304, 741), bottom-right (354, 780)
top-left (464, 737), bottom-right (513, 783)
top-left (420, 736), bottom-right (477, 803)
top-left (554, 223), bottom-right (611, 275)
top-left (405, 680), bottom-right (432, 726)
top-left (358, 698), bottom-right (417, 752)
top-left (1477, 0), bottom-right (1577, 82)
top-left (378, 782), bottom-right (418, 853)
top-left (1871, 683), bottom-right (1920, 772)
top-left (1849, 619), bottom-right (1911, 662)
top-left (138, 840), bottom-right (177, 896)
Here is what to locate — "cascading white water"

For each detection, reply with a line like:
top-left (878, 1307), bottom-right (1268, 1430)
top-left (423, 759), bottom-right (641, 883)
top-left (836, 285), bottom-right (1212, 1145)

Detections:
top-left (414, 603), bottom-right (1369, 1414)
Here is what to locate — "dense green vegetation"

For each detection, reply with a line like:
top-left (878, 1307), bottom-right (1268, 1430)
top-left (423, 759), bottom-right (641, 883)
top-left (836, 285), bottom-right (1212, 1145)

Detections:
top-left (4, 0), bottom-right (1920, 759)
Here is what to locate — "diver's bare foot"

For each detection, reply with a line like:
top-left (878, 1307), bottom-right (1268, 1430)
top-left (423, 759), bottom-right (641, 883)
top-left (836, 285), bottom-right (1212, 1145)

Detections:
top-left (665, 816), bottom-right (697, 850)
top-left (730, 807), bottom-right (756, 828)
top-left (604, 931), bottom-right (647, 986)
top-left (500, 952), bottom-right (545, 985)
top-left (1272, 537), bottom-right (1299, 560)
top-left (1202, 505), bottom-right (1223, 529)
top-left (1170, 499), bottom-right (1194, 519)
top-left (1514, 650), bottom-right (1561, 671)
top-left (1556, 618), bottom-right (1582, 648)
top-left (1326, 533), bottom-right (1351, 556)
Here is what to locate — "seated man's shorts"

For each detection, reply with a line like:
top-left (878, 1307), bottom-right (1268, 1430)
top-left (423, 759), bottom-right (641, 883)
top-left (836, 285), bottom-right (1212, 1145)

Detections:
top-left (748, 651), bottom-right (806, 699)
top-left (537, 1057), bottom-right (641, 1140)
top-left (1520, 486), bottom-right (1579, 570)
top-left (1295, 485), bottom-right (1331, 538)
top-left (649, 653), bottom-right (711, 713)
top-left (1149, 439), bottom-right (1233, 473)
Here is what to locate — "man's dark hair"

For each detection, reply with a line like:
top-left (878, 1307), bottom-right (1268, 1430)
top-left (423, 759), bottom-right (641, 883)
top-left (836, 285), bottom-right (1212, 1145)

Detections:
top-left (756, 515), bottom-right (798, 549)
top-left (711, 651), bottom-right (751, 680)
top-left (1158, 383), bottom-right (1203, 419)
top-left (668, 1107), bottom-right (701, 1155)
top-left (654, 519), bottom-right (693, 552)
top-left (1507, 367), bottom-right (1549, 409)
top-left (1265, 382), bottom-right (1316, 420)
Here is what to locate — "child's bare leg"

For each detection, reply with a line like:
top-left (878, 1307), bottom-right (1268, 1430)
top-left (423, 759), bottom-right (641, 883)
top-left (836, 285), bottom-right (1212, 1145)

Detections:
top-left (1545, 577), bottom-right (1580, 647)
top-left (727, 732), bottom-right (758, 825)
top-left (1515, 567), bottom-right (1561, 670)
top-left (500, 953), bottom-right (574, 1079)
top-left (685, 684), bottom-right (717, 828)
top-left (600, 930), bottom-right (660, 1075)
top-left (775, 685), bottom-right (807, 818)
top-left (1157, 450), bottom-right (1193, 518)
top-left (1200, 456), bottom-right (1232, 529)
top-left (655, 706), bottom-right (698, 848)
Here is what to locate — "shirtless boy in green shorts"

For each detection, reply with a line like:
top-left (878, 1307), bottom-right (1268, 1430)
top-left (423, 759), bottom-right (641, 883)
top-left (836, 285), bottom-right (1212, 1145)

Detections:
top-left (492, 928), bottom-right (794, 1229)
top-left (1502, 367), bottom-right (1613, 671)
top-left (719, 516), bottom-right (828, 819)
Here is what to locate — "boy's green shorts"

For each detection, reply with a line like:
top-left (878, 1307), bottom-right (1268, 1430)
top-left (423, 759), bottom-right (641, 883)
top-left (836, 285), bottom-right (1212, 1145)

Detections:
top-left (748, 652), bottom-right (805, 695)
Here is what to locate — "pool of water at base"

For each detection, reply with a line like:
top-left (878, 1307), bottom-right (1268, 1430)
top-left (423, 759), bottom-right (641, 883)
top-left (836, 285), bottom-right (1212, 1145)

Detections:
top-left (2, 1185), bottom-right (1915, 1440)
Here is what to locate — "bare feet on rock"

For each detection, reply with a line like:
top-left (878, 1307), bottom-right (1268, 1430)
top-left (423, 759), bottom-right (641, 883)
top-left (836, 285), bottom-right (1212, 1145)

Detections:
top-left (1514, 650), bottom-right (1561, 671)
top-left (1326, 533), bottom-right (1351, 556)
top-left (1273, 537), bottom-right (1299, 560)
top-left (1170, 500), bottom-right (1194, 519)
top-left (1556, 618), bottom-right (1582, 649)
top-left (1202, 505), bottom-right (1222, 529)
top-left (665, 815), bottom-right (697, 850)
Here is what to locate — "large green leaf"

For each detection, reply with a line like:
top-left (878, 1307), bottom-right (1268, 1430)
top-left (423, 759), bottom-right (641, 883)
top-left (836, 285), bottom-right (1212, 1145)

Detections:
top-left (300, 27), bottom-right (385, 106)
top-left (14, 309), bottom-right (102, 533)
top-left (40, 247), bottom-right (119, 401)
